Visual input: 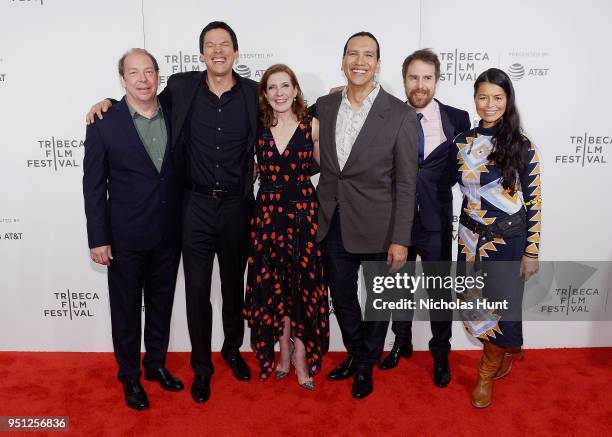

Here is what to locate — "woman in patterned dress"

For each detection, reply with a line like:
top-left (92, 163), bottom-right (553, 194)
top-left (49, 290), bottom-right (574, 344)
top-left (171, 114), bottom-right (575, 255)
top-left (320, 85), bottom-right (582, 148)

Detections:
top-left (452, 68), bottom-right (541, 408)
top-left (243, 64), bottom-right (329, 390)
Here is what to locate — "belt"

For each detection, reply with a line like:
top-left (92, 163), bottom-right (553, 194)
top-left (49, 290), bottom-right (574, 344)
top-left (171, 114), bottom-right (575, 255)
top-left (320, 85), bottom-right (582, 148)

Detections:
top-left (459, 209), bottom-right (526, 263)
top-left (185, 182), bottom-right (241, 199)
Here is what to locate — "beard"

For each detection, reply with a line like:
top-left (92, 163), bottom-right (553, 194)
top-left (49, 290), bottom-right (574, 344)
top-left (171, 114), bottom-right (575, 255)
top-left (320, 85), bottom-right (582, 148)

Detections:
top-left (407, 87), bottom-right (433, 109)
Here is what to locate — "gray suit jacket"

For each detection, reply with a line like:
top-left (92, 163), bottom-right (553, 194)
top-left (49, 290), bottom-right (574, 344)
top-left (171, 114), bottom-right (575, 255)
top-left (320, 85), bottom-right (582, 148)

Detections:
top-left (315, 87), bottom-right (419, 253)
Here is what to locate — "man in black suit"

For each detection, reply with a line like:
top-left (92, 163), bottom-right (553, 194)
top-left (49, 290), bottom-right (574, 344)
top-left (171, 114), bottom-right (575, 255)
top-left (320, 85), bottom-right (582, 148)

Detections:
top-left (378, 49), bottom-right (470, 388)
top-left (83, 48), bottom-right (184, 410)
top-left (316, 32), bottom-right (419, 399)
top-left (159, 22), bottom-right (257, 404)
top-left (87, 22), bottom-right (257, 404)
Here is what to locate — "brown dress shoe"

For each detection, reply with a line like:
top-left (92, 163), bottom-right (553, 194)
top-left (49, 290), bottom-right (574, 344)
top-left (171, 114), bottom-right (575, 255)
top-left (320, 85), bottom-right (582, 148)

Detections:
top-left (471, 341), bottom-right (506, 408)
top-left (494, 348), bottom-right (523, 380)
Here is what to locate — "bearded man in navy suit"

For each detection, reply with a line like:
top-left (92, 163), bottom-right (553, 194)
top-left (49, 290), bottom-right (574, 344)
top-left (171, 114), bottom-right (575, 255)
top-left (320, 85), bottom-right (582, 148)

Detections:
top-left (83, 49), bottom-right (184, 410)
top-left (378, 49), bottom-right (470, 388)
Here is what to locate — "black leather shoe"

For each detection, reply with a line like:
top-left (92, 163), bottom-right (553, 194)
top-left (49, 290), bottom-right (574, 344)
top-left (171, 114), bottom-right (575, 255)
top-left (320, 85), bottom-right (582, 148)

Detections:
top-left (144, 367), bottom-right (184, 391)
top-left (123, 379), bottom-right (149, 410)
top-left (378, 345), bottom-right (413, 370)
top-left (433, 355), bottom-right (451, 388)
top-left (191, 375), bottom-right (211, 403)
top-left (222, 352), bottom-right (251, 381)
top-left (352, 366), bottom-right (373, 399)
top-left (327, 356), bottom-right (356, 381)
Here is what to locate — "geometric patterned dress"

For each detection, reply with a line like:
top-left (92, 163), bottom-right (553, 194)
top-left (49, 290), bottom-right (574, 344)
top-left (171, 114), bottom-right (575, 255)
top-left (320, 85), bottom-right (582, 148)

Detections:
top-left (243, 114), bottom-right (330, 380)
top-left (453, 124), bottom-right (541, 347)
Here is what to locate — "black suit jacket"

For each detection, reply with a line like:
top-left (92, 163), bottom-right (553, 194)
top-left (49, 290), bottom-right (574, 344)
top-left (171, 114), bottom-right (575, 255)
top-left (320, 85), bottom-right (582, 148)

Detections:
top-left (158, 71), bottom-right (259, 200)
top-left (83, 97), bottom-right (182, 251)
top-left (416, 99), bottom-right (470, 231)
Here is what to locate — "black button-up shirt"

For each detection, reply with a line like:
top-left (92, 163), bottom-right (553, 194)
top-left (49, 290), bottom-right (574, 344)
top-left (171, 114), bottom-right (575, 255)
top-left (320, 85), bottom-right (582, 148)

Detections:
top-left (186, 71), bottom-right (249, 188)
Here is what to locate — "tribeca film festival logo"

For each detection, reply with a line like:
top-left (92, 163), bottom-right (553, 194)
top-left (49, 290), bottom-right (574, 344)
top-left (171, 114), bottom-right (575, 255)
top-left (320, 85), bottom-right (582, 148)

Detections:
top-left (160, 51), bottom-right (201, 85)
top-left (26, 137), bottom-right (83, 170)
top-left (505, 50), bottom-right (550, 81)
top-left (160, 50), bottom-right (273, 84)
top-left (534, 262), bottom-right (603, 316)
top-left (555, 133), bottom-right (608, 166)
top-left (541, 286), bottom-right (600, 315)
top-left (0, 217), bottom-right (22, 242)
top-left (43, 289), bottom-right (100, 319)
top-left (439, 50), bottom-right (491, 85)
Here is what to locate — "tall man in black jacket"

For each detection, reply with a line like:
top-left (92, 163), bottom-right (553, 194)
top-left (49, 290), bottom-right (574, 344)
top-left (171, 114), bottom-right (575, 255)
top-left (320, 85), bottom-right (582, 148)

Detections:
top-left (378, 49), bottom-right (470, 388)
top-left (88, 22), bottom-right (257, 404)
top-left (160, 22), bottom-right (257, 404)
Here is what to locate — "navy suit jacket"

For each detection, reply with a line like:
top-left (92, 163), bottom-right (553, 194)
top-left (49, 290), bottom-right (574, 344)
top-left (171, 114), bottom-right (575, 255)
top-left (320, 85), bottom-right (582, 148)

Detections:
top-left (83, 97), bottom-right (182, 251)
top-left (416, 99), bottom-right (470, 231)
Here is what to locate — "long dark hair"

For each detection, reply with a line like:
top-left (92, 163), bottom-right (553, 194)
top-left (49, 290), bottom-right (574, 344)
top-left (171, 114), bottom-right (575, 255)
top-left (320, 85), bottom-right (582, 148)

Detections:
top-left (474, 68), bottom-right (525, 192)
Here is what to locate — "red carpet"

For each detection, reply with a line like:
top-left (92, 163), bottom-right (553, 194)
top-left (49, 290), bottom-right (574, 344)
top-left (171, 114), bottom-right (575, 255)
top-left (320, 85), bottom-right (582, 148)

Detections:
top-left (1, 349), bottom-right (610, 436)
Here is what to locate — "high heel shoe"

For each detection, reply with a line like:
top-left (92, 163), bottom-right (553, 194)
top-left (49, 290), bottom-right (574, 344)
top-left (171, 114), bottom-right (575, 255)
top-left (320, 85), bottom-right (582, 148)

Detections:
top-left (275, 341), bottom-right (294, 380)
top-left (290, 346), bottom-right (315, 391)
top-left (275, 368), bottom-right (290, 380)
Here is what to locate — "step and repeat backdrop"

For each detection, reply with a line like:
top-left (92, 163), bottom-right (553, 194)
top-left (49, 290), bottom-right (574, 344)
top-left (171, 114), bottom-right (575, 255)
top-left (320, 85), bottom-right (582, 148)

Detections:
top-left (1, 0), bottom-right (610, 352)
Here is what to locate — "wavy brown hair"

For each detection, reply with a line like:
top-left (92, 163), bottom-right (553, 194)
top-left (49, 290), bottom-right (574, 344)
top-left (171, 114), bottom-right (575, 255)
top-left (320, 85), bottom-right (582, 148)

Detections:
top-left (258, 64), bottom-right (307, 128)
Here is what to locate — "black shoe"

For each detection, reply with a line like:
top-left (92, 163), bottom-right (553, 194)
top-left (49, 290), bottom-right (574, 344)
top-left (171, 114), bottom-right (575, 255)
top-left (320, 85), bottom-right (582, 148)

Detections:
top-left (352, 366), bottom-right (373, 399)
top-left (433, 355), bottom-right (451, 388)
top-left (191, 375), bottom-right (211, 403)
top-left (123, 379), bottom-right (149, 410)
top-left (327, 356), bottom-right (357, 381)
top-left (378, 345), bottom-right (413, 370)
top-left (144, 367), bottom-right (184, 391)
top-left (222, 352), bottom-right (251, 381)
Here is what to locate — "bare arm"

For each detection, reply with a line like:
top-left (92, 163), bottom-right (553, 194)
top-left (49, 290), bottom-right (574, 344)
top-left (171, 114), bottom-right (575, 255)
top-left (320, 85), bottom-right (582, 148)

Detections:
top-left (312, 117), bottom-right (320, 165)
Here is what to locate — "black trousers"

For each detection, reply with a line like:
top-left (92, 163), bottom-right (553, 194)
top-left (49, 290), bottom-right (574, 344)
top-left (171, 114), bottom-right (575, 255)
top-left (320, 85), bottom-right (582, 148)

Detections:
top-left (107, 240), bottom-right (181, 382)
top-left (322, 210), bottom-right (389, 367)
top-left (390, 213), bottom-right (453, 358)
top-left (182, 190), bottom-right (250, 377)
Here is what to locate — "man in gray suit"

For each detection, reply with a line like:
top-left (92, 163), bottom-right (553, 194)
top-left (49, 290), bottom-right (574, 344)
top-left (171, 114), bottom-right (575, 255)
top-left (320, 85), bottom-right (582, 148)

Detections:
top-left (315, 32), bottom-right (419, 399)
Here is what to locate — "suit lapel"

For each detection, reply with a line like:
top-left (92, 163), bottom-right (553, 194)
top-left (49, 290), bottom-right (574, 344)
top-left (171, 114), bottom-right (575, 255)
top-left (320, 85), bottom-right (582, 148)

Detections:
top-left (437, 99), bottom-right (455, 142)
top-left (419, 99), bottom-right (453, 164)
top-left (240, 77), bottom-right (258, 151)
top-left (327, 93), bottom-right (342, 173)
top-left (117, 98), bottom-right (160, 174)
top-left (172, 72), bottom-right (202, 147)
top-left (342, 88), bottom-right (390, 172)
top-left (159, 104), bottom-right (172, 174)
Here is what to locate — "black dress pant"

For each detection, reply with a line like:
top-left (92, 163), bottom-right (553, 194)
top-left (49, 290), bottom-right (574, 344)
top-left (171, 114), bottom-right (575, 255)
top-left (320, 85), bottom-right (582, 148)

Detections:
top-left (108, 240), bottom-right (181, 382)
top-left (182, 190), bottom-right (250, 377)
top-left (391, 213), bottom-right (453, 358)
top-left (322, 209), bottom-right (389, 367)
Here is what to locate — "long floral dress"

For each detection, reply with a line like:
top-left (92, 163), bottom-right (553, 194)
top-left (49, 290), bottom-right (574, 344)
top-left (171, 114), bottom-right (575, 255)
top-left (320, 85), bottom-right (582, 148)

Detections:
top-left (243, 114), bottom-right (329, 380)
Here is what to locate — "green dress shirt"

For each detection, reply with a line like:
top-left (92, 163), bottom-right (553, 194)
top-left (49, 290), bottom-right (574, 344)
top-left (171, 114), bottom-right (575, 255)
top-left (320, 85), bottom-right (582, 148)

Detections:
top-left (128, 101), bottom-right (167, 173)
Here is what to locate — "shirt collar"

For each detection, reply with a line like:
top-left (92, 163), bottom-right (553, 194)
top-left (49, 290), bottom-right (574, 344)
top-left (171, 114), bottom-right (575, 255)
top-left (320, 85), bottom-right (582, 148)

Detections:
top-left (341, 81), bottom-right (380, 109)
top-left (415, 98), bottom-right (439, 121)
top-left (203, 70), bottom-right (242, 92)
top-left (127, 99), bottom-right (162, 120)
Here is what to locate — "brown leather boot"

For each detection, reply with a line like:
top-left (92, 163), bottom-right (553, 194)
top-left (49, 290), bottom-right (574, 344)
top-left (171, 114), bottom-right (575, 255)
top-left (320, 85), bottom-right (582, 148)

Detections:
top-left (493, 348), bottom-right (523, 380)
top-left (471, 341), bottom-right (506, 408)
